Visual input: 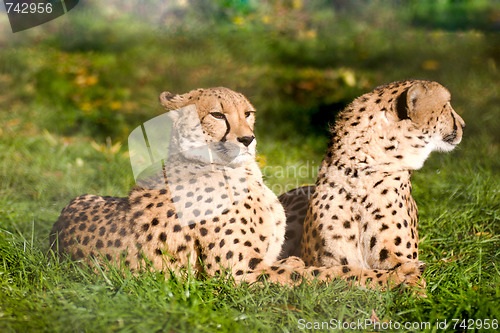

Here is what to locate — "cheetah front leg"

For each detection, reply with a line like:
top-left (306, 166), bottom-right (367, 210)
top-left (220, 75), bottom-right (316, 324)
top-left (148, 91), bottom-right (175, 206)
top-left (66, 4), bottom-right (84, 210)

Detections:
top-left (194, 230), bottom-right (425, 290)
top-left (243, 256), bottom-right (426, 290)
top-left (357, 183), bottom-right (426, 289)
top-left (299, 183), bottom-right (426, 292)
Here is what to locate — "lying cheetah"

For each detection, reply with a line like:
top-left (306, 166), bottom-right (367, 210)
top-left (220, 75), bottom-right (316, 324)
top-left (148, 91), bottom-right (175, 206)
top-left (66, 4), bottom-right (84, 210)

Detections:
top-left (50, 87), bottom-right (424, 288)
top-left (279, 80), bottom-right (465, 284)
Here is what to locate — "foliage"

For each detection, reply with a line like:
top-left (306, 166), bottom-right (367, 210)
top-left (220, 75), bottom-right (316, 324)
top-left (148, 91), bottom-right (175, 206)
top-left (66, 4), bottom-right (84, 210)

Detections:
top-left (0, 0), bottom-right (499, 332)
top-left (408, 0), bottom-right (500, 31)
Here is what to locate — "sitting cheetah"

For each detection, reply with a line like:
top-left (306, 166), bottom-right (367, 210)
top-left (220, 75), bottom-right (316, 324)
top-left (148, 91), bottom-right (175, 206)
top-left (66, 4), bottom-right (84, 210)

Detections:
top-left (50, 87), bottom-right (424, 288)
top-left (278, 80), bottom-right (465, 285)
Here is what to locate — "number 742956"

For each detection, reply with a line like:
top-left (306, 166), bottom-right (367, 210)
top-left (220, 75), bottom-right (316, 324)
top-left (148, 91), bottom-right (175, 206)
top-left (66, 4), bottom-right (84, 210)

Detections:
top-left (5, 2), bottom-right (53, 14)
top-left (451, 318), bottom-right (498, 330)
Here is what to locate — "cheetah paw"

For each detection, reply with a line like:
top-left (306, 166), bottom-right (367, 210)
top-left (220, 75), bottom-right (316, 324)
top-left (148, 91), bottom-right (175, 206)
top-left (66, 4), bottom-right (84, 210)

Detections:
top-left (392, 261), bottom-right (427, 296)
top-left (275, 256), bottom-right (306, 270)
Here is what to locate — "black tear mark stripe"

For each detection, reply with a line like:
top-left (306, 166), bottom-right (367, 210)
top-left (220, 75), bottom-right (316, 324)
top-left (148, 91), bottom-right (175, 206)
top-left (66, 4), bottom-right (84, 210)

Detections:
top-left (220, 102), bottom-right (231, 142)
top-left (443, 111), bottom-right (458, 143)
top-left (451, 111), bottom-right (458, 132)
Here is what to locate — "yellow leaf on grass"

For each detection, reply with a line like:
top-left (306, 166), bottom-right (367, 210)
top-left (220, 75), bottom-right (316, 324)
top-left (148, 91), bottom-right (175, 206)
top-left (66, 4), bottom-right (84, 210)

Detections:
top-left (110, 141), bottom-right (122, 155)
top-left (340, 69), bottom-right (356, 87)
top-left (7, 119), bottom-right (21, 127)
top-left (42, 129), bottom-right (58, 146)
top-left (422, 60), bottom-right (439, 71)
top-left (277, 304), bottom-right (302, 313)
top-left (75, 74), bottom-right (99, 87)
top-left (293, 0), bottom-right (303, 10)
top-left (233, 16), bottom-right (245, 26)
top-left (90, 139), bottom-right (122, 155)
top-left (371, 309), bottom-right (380, 323)
top-left (90, 140), bottom-right (104, 152)
top-left (80, 102), bottom-right (93, 112)
top-left (109, 101), bottom-right (122, 110)
top-left (256, 154), bottom-right (267, 168)
top-left (86, 75), bottom-right (98, 86)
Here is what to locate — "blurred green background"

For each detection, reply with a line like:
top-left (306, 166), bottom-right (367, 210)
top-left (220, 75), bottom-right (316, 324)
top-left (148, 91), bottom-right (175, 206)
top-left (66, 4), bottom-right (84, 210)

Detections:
top-left (1, 0), bottom-right (499, 141)
top-left (0, 0), bottom-right (499, 331)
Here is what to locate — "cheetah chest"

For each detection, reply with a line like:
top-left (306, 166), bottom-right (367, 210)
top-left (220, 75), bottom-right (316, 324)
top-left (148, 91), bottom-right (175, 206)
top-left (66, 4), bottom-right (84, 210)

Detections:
top-left (128, 166), bottom-right (285, 270)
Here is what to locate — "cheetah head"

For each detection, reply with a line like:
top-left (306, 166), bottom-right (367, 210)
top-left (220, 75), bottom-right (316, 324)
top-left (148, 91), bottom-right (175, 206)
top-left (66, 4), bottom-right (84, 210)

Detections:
top-left (401, 81), bottom-right (465, 153)
top-left (159, 87), bottom-right (256, 166)
top-left (373, 80), bottom-right (466, 170)
top-left (335, 80), bottom-right (466, 172)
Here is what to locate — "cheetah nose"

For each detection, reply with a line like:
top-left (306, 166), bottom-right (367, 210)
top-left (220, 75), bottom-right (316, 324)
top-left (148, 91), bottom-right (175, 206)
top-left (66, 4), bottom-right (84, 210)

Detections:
top-left (237, 136), bottom-right (255, 147)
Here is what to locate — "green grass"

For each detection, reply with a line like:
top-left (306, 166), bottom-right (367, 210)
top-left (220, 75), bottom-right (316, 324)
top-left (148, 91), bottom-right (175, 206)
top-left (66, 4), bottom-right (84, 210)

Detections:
top-left (1, 1), bottom-right (500, 332)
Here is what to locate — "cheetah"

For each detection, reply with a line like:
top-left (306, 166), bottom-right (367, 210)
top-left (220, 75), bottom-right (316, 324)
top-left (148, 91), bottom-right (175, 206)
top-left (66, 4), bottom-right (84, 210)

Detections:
top-left (278, 80), bottom-right (465, 286)
top-left (279, 185), bottom-right (315, 258)
top-left (50, 87), bottom-right (425, 288)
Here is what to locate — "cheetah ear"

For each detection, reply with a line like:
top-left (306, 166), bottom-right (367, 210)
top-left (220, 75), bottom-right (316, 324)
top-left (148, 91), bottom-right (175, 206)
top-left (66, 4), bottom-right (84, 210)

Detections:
top-left (395, 83), bottom-right (426, 121)
top-left (159, 91), bottom-right (188, 111)
top-left (406, 83), bottom-right (426, 120)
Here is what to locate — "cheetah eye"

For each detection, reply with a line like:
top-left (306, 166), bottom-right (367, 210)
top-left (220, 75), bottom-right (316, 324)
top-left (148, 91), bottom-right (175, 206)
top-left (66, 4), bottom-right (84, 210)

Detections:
top-left (245, 111), bottom-right (255, 118)
top-left (210, 112), bottom-right (225, 120)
